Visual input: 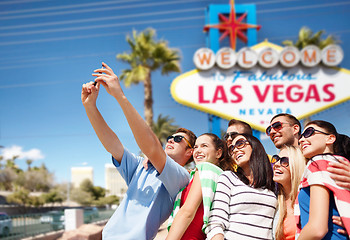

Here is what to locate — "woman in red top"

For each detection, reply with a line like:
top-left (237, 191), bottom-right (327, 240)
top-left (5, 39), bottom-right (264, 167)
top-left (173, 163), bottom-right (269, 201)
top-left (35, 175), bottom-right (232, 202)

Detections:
top-left (166, 133), bottom-right (233, 240)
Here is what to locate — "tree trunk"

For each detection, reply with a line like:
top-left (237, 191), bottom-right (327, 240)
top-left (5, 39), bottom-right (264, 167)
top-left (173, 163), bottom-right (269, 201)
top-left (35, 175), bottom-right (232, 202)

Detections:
top-left (144, 71), bottom-right (153, 127)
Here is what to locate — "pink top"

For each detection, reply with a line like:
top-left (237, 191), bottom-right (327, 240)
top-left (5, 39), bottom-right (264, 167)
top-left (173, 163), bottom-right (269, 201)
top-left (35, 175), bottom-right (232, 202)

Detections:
top-left (284, 208), bottom-right (296, 240)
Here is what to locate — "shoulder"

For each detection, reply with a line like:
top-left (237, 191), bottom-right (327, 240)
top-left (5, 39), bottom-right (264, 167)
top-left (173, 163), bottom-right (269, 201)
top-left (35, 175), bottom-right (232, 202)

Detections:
top-left (218, 171), bottom-right (239, 183)
top-left (333, 155), bottom-right (349, 162)
top-left (310, 154), bottom-right (341, 162)
top-left (164, 154), bottom-right (189, 173)
top-left (114, 148), bottom-right (143, 168)
top-left (123, 148), bottom-right (144, 161)
top-left (308, 154), bottom-right (342, 171)
top-left (196, 162), bottom-right (223, 174)
top-left (160, 154), bottom-right (190, 181)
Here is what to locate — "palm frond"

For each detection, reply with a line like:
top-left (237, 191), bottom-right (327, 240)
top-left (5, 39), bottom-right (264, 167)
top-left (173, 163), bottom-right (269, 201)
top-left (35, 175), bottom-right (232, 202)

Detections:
top-left (116, 28), bottom-right (181, 125)
top-left (152, 114), bottom-right (179, 145)
top-left (282, 26), bottom-right (338, 49)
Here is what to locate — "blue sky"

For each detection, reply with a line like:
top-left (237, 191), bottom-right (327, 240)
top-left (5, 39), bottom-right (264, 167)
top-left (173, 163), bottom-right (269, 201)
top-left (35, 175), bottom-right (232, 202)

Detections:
top-left (1, 0), bottom-right (350, 187)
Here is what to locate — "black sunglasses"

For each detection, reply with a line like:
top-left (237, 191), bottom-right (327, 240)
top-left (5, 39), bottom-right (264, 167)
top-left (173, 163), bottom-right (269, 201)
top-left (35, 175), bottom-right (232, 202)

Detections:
top-left (266, 121), bottom-right (290, 136)
top-left (271, 155), bottom-right (289, 167)
top-left (167, 135), bottom-right (192, 148)
top-left (228, 139), bottom-right (249, 156)
top-left (299, 126), bottom-right (330, 140)
top-left (224, 131), bottom-right (239, 140)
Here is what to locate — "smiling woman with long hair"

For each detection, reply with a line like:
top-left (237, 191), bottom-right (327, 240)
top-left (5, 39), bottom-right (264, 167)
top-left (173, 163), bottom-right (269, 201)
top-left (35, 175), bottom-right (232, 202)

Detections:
top-left (205, 133), bottom-right (277, 240)
top-left (296, 120), bottom-right (350, 239)
top-left (166, 133), bottom-right (233, 240)
top-left (273, 146), bottom-right (306, 240)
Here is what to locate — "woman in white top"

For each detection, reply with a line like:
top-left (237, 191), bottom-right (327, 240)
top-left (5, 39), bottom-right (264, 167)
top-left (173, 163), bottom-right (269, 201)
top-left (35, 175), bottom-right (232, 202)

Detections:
top-left (206, 133), bottom-right (277, 240)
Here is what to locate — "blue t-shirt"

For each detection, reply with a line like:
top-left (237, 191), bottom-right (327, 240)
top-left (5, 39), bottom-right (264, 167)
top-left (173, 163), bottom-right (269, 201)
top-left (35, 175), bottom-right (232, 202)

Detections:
top-left (102, 148), bottom-right (190, 240)
top-left (298, 187), bottom-right (348, 240)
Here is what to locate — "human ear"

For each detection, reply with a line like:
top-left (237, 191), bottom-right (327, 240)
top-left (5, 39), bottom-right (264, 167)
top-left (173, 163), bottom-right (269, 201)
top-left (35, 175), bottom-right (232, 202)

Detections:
top-left (186, 148), bottom-right (193, 158)
top-left (326, 134), bottom-right (336, 145)
top-left (216, 148), bottom-right (223, 159)
top-left (292, 124), bottom-right (300, 136)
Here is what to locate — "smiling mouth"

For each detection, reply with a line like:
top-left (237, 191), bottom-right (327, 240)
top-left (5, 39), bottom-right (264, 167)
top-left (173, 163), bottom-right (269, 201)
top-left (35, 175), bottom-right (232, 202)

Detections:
top-left (274, 170), bottom-right (283, 175)
top-left (195, 155), bottom-right (205, 160)
top-left (273, 135), bottom-right (281, 142)
top-left (166, 145), bottom-right (174, 150)
top-left (301, 144), bottom-right (309, 150)
top-left (235, 154), bottom-right (244, 161)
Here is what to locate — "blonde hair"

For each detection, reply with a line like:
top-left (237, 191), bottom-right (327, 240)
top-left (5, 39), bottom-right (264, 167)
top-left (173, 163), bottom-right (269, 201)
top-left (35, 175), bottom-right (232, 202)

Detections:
top-left (275, 145), bottom-right (306, 240)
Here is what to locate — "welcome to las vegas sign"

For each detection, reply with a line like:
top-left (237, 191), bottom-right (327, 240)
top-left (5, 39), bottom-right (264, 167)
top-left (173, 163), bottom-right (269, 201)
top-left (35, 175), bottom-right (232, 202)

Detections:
top-left (171, 41), bottom-right (350, 132)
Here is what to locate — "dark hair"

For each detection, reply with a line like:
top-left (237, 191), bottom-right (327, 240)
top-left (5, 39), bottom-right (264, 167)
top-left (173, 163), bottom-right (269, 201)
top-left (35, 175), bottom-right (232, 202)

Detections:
top-left (228, 119), bottom-right (253, 135)
top-left (176, 128), bottom-right (197, 163)
top-left (271, 113), bottom-right (301, 136)
top-left (306, 120), bottom-right (350, 159)
top-left (233, 133), bottom-right (275, 192)
top-left (200, 133), bottom-right (233, 171)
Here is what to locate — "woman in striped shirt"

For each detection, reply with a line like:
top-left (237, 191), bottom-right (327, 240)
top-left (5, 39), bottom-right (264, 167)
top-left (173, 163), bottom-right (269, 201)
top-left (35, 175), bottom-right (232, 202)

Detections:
top-left (205, 133), bottom-right (277, 240)
top-left (296, 120), bottom-right (350, 239)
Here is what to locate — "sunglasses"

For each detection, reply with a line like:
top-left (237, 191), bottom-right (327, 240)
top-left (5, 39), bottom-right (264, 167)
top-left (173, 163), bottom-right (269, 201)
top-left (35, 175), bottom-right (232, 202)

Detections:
top-left (271, 155), bottom-right (289, 167)
top-left (299, 126), bottom-right (330, 140)
top-left (167, 135), bottom-right (192, 148)
top-left (266, 121), bottom-right (290, 136)
top-left (224, 131), bottom-right (238, 140)
top-left (228, 139), bottom-right (249, 156)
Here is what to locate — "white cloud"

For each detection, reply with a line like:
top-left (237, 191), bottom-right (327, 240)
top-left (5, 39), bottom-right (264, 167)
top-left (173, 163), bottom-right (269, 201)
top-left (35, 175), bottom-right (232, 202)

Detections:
top-left (1, 145), bottom-right (44, 160)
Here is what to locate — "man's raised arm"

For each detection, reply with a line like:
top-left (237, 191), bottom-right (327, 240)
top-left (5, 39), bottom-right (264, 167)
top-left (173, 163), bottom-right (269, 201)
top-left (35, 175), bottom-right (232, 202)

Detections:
top-left (81, 81), bottom-right (124, 162)
top-left (93, 62), bottom-right (167, 173)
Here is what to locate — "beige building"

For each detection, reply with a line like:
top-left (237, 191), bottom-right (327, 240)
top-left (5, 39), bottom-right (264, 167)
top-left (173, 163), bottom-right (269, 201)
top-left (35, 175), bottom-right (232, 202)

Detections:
top-left (71, 167), bottom-right (93, 188)
top-left (105, 163), bottom-right (127, 197)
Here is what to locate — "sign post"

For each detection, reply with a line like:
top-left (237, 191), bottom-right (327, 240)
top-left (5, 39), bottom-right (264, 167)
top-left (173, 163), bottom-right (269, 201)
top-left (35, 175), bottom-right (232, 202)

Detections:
top-left (203, 1), bottom-right (259, 136)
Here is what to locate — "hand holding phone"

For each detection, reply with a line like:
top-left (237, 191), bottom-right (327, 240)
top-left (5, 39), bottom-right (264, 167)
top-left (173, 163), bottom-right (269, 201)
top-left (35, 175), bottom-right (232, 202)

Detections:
top-left (93, 65), bottom-right (104, 86)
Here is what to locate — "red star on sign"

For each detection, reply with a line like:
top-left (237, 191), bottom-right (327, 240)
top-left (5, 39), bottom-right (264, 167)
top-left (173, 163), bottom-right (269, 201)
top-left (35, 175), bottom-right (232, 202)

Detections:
top-left (203, 0), bottom-right (261, 50)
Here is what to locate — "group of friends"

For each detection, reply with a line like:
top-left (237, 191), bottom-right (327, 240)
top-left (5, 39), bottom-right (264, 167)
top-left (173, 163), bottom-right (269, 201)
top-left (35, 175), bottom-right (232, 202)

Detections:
top-left (81, 62), bottom-right (350, 240)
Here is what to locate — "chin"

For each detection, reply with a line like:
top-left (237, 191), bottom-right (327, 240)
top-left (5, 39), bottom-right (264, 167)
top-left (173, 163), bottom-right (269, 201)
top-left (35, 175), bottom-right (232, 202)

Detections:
top-left (302, 149), bottom-right (314, 159)
top-left (274, 142), bottom-right (284, 149)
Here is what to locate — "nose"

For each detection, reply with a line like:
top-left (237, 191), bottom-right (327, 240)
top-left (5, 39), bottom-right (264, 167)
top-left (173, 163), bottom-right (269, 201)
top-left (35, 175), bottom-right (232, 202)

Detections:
top-left (272, 161), bottom-right (282, 173)
top-left (232, 146), bottom-right (240, 155)
top-left (226, 138), bottom-right (232, 146)
top-left (269, 126), bottom-right (277, 135)
top-left (167, 137), bottom-right (174, 144)
top-left (273, 160), bottom-right (281, 167)
top-left (194, 146), bottom-right (200, 153)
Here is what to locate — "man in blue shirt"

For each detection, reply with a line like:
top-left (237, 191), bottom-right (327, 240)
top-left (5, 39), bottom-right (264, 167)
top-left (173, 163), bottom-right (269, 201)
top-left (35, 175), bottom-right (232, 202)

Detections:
top-left (81, 62), bottom-right (196, 239)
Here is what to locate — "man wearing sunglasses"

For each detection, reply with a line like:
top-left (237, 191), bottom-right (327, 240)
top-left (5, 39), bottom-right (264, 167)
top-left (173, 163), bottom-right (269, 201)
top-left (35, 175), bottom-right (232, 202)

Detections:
top-left (267, 114), bottom-right (350, 208)
top-left (266, 113), bottom-right (301, 149)
top-left (82, 63), bottom-right (196, 240)
top-left (224, 119), bottom-right (253, 147)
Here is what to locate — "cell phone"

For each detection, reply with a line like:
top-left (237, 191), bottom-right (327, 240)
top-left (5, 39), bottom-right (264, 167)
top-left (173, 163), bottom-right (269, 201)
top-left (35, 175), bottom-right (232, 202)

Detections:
top-left (93, 65), bottom-right (104, 86)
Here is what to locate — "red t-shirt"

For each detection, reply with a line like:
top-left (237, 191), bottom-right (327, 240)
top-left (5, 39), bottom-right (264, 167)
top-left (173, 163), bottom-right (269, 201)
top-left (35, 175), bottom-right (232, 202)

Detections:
top-left (180, 178), bottom-right (206, 240)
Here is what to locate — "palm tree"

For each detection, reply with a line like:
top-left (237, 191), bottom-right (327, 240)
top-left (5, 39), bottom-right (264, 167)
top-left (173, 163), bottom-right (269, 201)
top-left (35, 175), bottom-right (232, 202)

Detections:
top-left (282, 26), bottom-right (339, 49)
top-left (152, 114), bottom-right (179, 146)
top-left (117, 28), bottom-right (181, 127)
top-left (26, 159), bottom-right (33, 171)
top-left (5, 155), bottom-right (19, 171)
